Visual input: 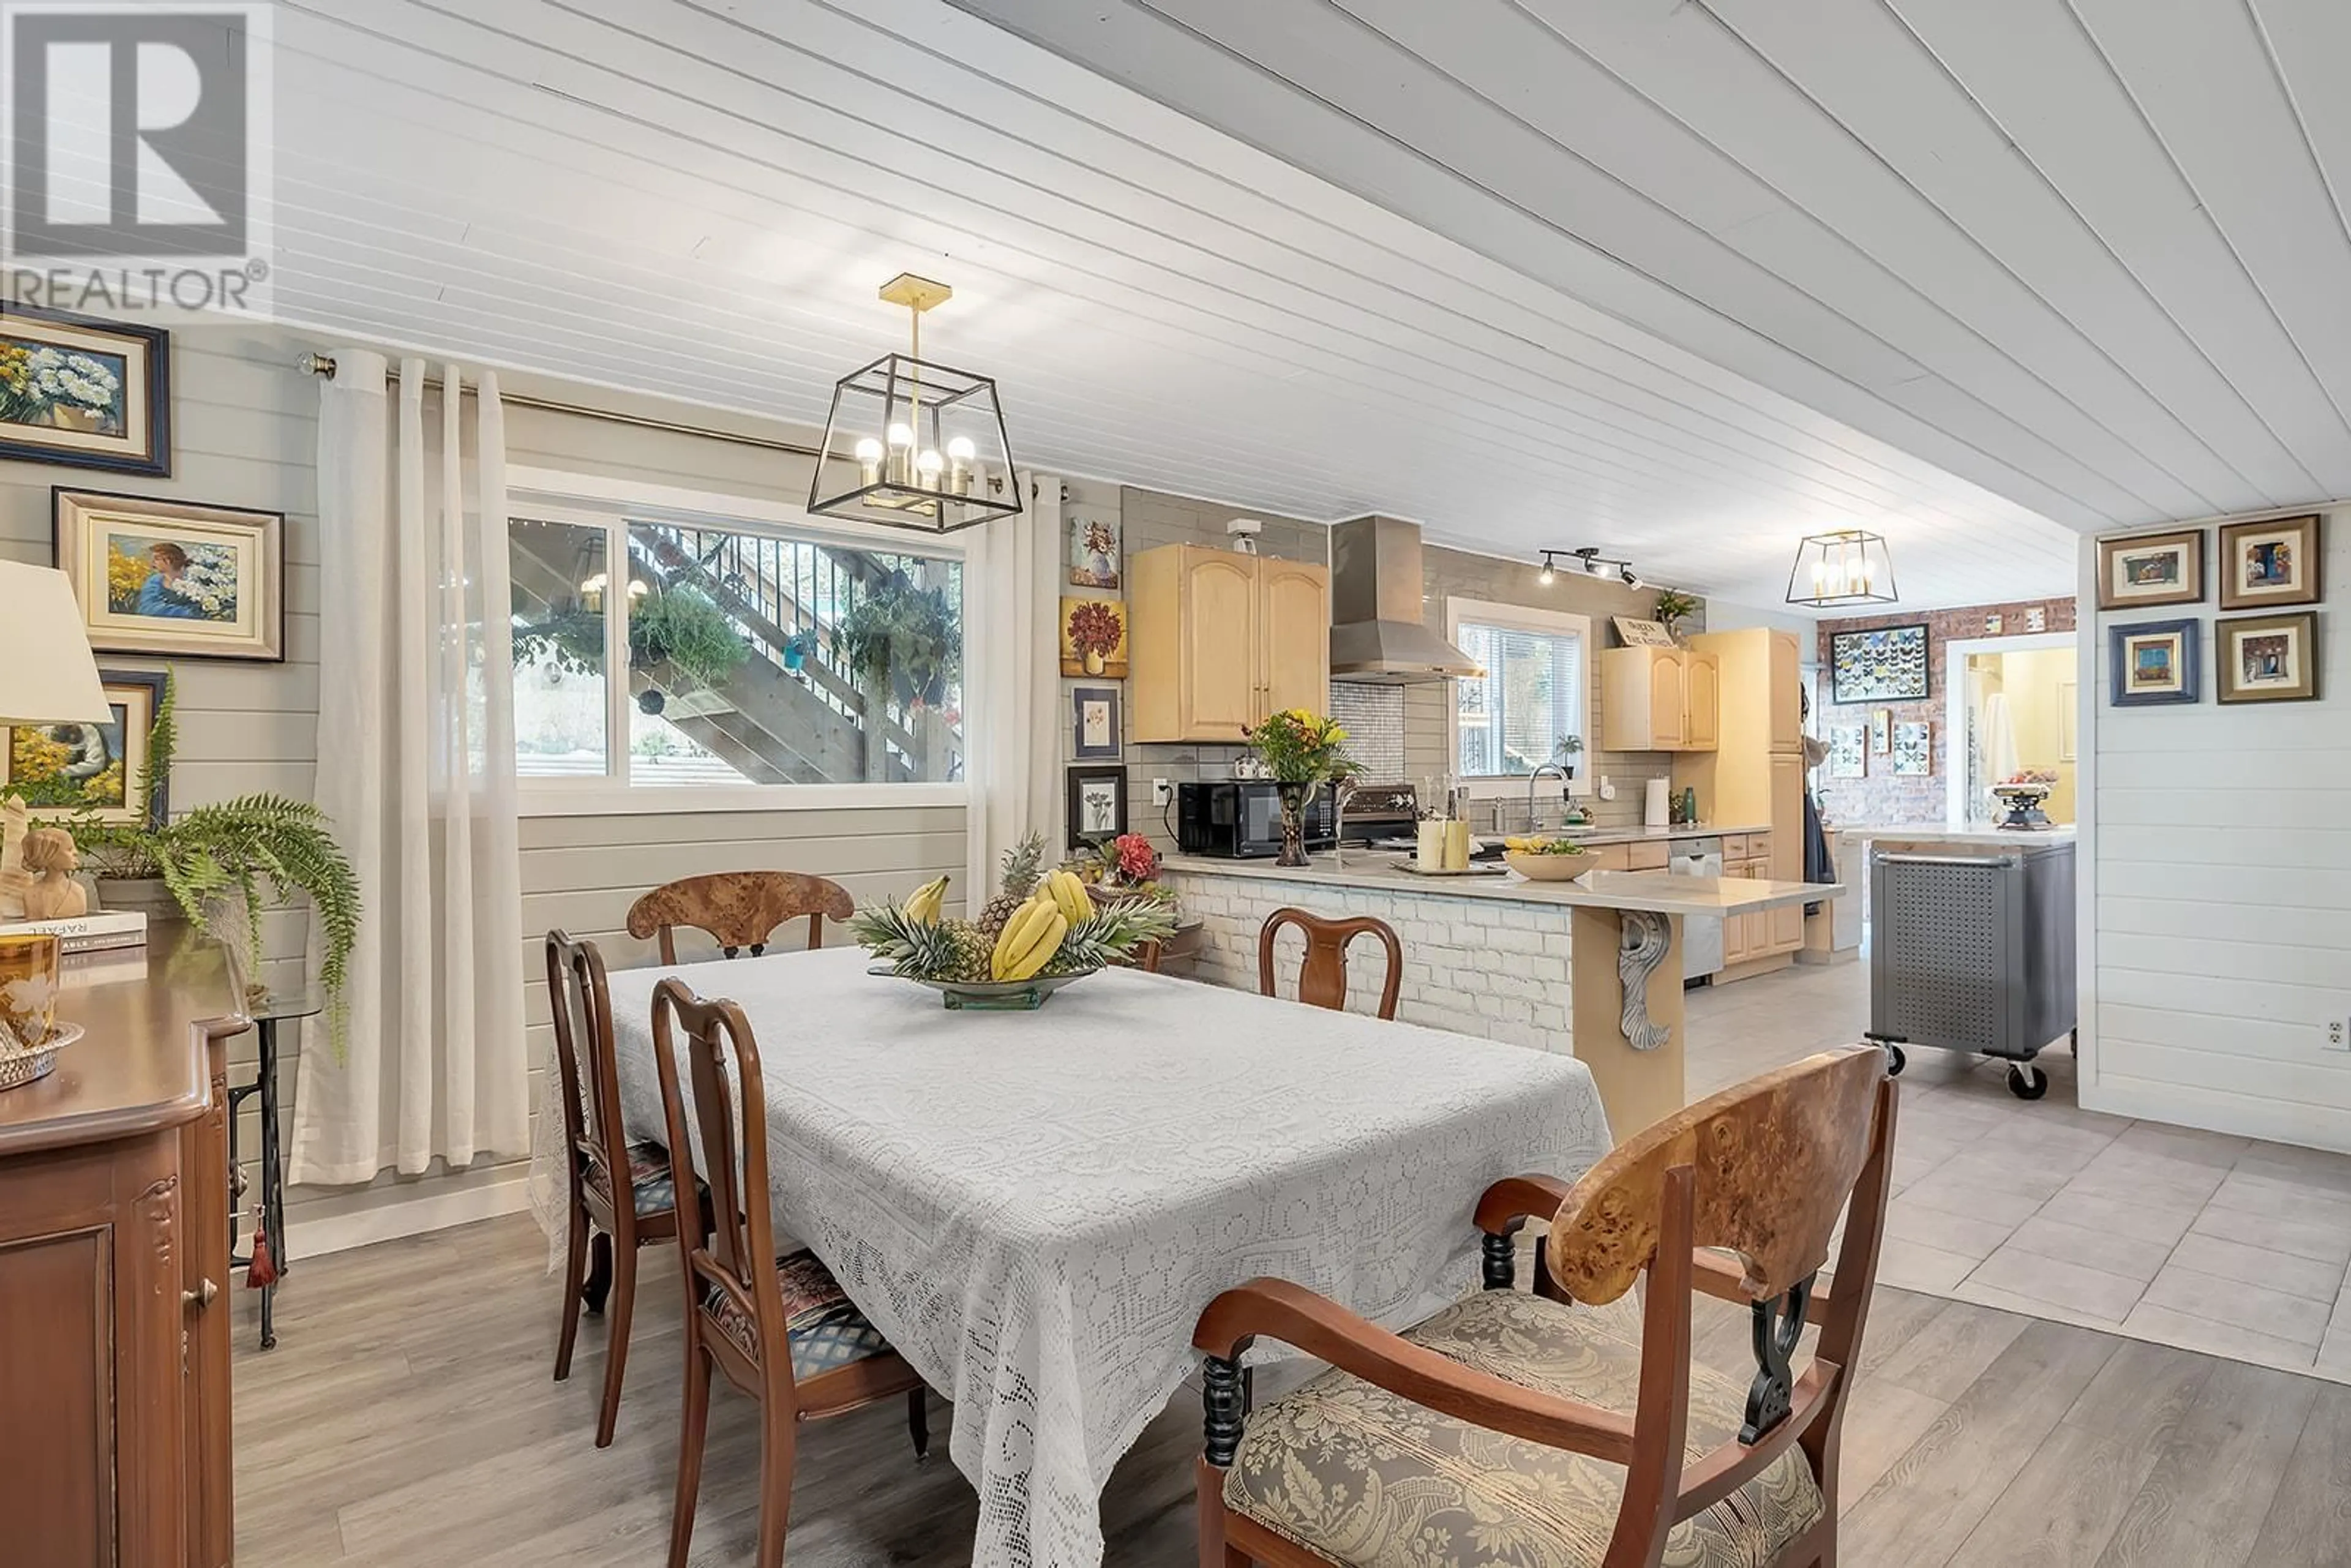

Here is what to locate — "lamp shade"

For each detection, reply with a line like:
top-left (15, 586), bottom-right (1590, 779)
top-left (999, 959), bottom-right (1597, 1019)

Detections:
top-left (0, 562), bottom-right (111, 726)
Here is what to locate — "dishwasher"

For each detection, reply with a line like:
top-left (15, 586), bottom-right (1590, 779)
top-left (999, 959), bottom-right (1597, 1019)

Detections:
top-left (1866, 841), bottom-right (2077, 1099)
top-left (1671, 838), bottom-right (1725, 981)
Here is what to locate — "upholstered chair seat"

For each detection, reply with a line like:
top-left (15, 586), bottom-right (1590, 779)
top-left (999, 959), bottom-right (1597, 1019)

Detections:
top-left (700, 1249), bottom-right (896, 1384)
top-left (1226, 1289), bottom-right (1825, 1568)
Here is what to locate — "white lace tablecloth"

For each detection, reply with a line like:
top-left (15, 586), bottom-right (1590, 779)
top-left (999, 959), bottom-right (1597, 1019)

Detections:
top-left (601, 946), bottom-right (1611, 1568)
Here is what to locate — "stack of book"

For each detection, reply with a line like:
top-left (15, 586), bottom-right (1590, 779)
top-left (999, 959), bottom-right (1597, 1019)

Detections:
top-left (5, 909), bottom-right (148, 955)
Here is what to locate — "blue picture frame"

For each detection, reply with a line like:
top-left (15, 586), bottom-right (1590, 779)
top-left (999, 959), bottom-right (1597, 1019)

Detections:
top-left (2109, 618), bottom-right (2200, 707)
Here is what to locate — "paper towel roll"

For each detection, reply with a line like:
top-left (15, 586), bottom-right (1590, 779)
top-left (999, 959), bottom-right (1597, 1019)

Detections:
top-left (1645, 776), bottom-right (1671, 829)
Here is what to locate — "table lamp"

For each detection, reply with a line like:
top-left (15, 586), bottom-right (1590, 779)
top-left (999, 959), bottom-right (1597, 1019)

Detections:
top-left (1, 562), bottom-right (113, 920)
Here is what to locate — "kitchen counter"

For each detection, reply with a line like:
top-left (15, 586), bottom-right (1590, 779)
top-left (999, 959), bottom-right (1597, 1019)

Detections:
top-left (1855, 825), bottom-right (2078, 849)
top-left (1501, 822), bottom-right (1771, 846)
top-left (1161, 855), bottom-right (1843, 1141)
top-left (1163, 853), bottom-right (1832, 920)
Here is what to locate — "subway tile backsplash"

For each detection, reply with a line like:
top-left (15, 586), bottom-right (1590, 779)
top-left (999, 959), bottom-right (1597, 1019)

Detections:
top-left (1328, 683), bottom-right (1408, 780)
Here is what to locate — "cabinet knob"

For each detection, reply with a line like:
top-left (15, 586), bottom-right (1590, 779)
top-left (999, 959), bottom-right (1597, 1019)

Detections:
top-left (184, 1278), bottom-right (219, 1311)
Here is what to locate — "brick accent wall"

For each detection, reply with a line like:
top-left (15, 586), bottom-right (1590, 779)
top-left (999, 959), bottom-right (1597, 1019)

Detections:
top-left (1164, 869), bottom-right (1572, 1051)
top-left (1813, 597), bottom-right (2076, 827)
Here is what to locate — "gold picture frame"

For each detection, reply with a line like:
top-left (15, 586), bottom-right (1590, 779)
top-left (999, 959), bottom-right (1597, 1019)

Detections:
top-left (0, 670), bottom-right (167, 827)
top-left (2096, 528), bottom-right (2203, 610)
top-left (2218, 514), bottom-right (2321, 612)
top-left (2216, 612), bottom-right (2319, 704)
top-left (54, 489), bottom-right (285, 662)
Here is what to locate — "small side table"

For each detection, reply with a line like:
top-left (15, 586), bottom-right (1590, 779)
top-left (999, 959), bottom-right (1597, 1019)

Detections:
top-left (227, 985), bottom-right (321, 1351)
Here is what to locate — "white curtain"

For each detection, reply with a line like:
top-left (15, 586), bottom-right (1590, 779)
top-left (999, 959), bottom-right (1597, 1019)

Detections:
top-left (291, 351), bottom-right (531, 1185)
top-left (962, 472), bottom-right (1064, 893)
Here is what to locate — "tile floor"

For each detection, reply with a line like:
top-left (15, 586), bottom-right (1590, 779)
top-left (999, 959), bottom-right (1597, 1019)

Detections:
top-left (1683, 955), bottom-right (2351, 1384)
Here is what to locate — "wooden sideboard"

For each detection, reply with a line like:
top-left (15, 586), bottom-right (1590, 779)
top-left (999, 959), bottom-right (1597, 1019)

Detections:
top-left (0, 934), bottom-right (243, 1566)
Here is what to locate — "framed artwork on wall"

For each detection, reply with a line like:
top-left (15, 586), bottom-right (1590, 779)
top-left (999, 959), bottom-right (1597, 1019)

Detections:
top-left (2218, 514), bottom-right (2321, 611)
top-left (1829, 623), bottom-right (1929, 704)
top-left (1870, 708), bottom-right (1893, 754)
top-left (1068, 513), bottom-right (1122, 591)
top-left (1071, 685), bottom-right (1122, 761)
top-left (1827, 726), bottom-right (1867, 779)
top-left (0, 669), bottom-right (167, 827)
top-left (1059, 596), bottom-right (1129, 678)
top-left (0, 306), bottom-right (171, 476)
top-left (2217, 612), bottom-right (2319, 704)
top-left (1891, 721), bottom-right (1931, 776)
top-left (2096, 529), bottom-right (2203, 610)
top-left (2108, 618), bottom-right (2200, 707)
top-left (1065, 765), bottom-right (1128, 848)
top-left (54, 489), bottom-right (285, 661)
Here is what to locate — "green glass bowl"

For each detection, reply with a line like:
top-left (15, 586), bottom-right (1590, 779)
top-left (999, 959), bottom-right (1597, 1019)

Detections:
top-left (867, 965), bottom-right (1099, 1011)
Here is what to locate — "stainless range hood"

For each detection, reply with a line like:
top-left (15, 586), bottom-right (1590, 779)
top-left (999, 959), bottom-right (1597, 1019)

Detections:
top-left (1327, 515), bottom-right (1482, 684)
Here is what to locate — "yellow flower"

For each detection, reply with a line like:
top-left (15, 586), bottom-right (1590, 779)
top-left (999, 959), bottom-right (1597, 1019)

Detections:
top-left (107, 544), bottom-right (148, 607)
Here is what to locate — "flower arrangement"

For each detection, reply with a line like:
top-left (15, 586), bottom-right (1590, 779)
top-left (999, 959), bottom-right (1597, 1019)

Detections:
top-left (1243, 708), bottom-right (1357, 786)
top-left (0, 343), bottom-right (123, 431)
top-left (1101, 831), bottom-right (1160, 888)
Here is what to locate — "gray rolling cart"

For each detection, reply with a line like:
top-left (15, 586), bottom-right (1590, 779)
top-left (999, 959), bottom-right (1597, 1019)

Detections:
top-left (1865, 841), bottom-right (2077, 1100)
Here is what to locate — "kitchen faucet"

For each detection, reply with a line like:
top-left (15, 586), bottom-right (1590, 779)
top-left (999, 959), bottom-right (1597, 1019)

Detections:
top-left (1526, 762), bottom-right (1570, 836)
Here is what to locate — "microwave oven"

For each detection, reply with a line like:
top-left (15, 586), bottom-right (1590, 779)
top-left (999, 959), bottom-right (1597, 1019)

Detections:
top-left (1175, 781), bottom-right (1336, 858)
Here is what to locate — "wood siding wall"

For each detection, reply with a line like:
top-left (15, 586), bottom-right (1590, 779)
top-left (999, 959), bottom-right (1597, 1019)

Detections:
top-left (2088, 506), bottom-right (2351, 1150)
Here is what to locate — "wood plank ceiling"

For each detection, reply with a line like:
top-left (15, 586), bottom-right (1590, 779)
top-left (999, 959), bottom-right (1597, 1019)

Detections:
top-left (260, 0), bottom-right (2194, 609)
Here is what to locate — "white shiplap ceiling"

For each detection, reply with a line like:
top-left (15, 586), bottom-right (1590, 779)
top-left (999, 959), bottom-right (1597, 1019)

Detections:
top-left (253, 0), bottom-right (2142, 609)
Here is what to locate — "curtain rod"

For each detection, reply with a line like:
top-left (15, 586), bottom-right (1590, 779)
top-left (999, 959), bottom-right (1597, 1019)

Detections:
top-left (295, 351), bottom-right (827, 460)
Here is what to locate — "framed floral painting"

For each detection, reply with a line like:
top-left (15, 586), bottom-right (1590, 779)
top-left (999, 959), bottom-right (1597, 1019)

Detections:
top-left (54, 489), bottom-right (285, 661)
top-left (0, 670), bottom-right (167, 827)
top-left (1059, 596), bottom-right (1129, 679)
top-left (1068, 512), bottom-right (1121, 591)
top-left (0, 306), bottom-right (171, 476)
top-left (1071, 685), bottom-right (1122, 761)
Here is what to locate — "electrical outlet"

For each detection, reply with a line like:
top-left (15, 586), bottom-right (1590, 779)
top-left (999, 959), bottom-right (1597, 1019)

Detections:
top-left (2326, 1018), bottom-right (2349, 1052)
top-left (1152, 778), bottom-right (1172, 806)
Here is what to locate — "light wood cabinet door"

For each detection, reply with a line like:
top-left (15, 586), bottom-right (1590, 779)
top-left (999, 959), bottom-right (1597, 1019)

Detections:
top-left (1768, 630), bottom-right (1803, 751)
top-left (1178, 549), bottom-right (1260, 741)
top-left (1648, 649), bottom-right (1687, 749)
top-left (1682, 651), bottom-right (1720, 751)
top-left (1768, 901), bottom-right (1805, 953)
top-left (1256, 558), bottom-right (1330, 722)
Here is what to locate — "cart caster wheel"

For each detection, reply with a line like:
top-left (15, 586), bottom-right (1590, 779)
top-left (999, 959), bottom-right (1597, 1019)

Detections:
top-left (2008, 1063), bottom-right (2049, 1101)
top-left (1882, 1044), bottom-right (1906, 1078)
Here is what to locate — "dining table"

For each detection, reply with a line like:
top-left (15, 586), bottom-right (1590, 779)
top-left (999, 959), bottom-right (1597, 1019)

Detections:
top-left (602, 944), bottom-right (1614, 1568)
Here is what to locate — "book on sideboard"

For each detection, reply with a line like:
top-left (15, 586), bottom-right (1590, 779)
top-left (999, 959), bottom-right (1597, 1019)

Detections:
top-left (0, 909), bottom-right (148, 955)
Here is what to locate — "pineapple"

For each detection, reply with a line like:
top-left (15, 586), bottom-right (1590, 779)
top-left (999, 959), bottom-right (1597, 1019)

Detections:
top-left (977, 831), bottom-right (1046, 946)
top-left (942, 918), bottom-right (994, 982)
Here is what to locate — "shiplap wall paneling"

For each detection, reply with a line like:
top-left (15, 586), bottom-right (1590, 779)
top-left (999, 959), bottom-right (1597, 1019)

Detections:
top-left (2089, 505), bottom-right (2351, 1150)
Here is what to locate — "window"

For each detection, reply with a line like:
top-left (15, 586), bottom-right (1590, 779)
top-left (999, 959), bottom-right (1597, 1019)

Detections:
top-left (1445, 598), bottom-right (1589, 792)
top-left (508, 500), bottom-right (964, 806)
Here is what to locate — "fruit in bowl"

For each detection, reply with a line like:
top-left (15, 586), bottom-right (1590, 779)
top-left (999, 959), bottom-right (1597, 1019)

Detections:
top-left (1503, 836), bottom-right (1590, 882)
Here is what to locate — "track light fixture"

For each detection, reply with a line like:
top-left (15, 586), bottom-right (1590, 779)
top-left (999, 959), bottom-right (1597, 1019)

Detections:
top-left (1537, 547), bottom-right (1644, 591)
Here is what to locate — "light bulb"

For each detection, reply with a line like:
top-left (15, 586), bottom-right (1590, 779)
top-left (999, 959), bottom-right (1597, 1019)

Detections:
top-left (1538, 562), bottom-right (1556, 587)
top-left (886, 422), bottom-right (913, 448)
top-left (916, 448), bottom-right (945, 487)
top-left (628, 579), bottom-right (650, 598)
top-left (946, 435), bottom-right (977, 461)
top-left (579, 571), bottom-right (607, 595)
top-left (885, 423), bottom-right (915, 485)
top-left (853, 436), bottom-right (885, 487)
top-left (945, 435), bottom-right (976, 496)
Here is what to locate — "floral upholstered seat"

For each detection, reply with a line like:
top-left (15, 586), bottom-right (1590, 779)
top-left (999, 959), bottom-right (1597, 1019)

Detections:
top-left (583, 1139), bottom-right (703, 1219)
top-left (703, 1248), bottom-right (895, 1383)
top-left (1224, 1289), bottom-right (1826, 1568)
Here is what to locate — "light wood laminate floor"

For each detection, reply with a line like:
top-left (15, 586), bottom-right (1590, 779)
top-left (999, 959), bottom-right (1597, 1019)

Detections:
top-left (233, 1214), bottom-right (2351, 1566)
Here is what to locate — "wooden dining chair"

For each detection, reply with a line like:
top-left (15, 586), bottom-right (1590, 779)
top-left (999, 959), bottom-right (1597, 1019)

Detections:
top-left (626, 871), bottom-right (855, 963)
top-left (545, 930), bottom-right (709, 1449)
top-left (1192, 1047), bottom-right (1896, 1568)
top-left (1256, 908), bottom-right (1403, 1021)
top-left (650, 977), bottom-right (931, 1568)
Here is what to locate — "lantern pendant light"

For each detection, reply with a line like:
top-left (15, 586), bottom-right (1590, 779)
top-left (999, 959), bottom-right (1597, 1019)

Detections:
top-left (807, 273), bottom-right (1022, 533)
top-left (1787, 530), bottom-right (1898, 608)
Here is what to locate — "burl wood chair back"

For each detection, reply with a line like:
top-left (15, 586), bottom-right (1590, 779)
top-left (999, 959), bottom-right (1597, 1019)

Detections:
top-left (1539, 1046), bottom-right (1894, 1564)
top-left (1256, 907), bottom-right (1403, 1021)
top-left (546, 929), bottom-right (697, 1448)
top-left (627, 871), bottom-right (855, 964)
top-left (650, 978), bottom-right (927, 1568)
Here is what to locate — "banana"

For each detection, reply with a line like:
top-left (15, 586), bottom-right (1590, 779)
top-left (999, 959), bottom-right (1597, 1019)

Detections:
top-left (1046, 868), bottom-right (1093, 926)
top-left (904, 876), bottom-right (948, 924)
top-left (990, 899), bottom-right (1068, 981)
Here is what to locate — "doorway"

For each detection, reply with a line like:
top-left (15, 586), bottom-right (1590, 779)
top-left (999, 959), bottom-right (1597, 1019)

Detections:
top-left (1942, 632), bottom-right (2079, 828)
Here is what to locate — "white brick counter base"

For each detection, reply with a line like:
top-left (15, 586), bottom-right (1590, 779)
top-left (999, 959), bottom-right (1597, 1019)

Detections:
top-left (1164, 869), bottom-right (1572, 1052)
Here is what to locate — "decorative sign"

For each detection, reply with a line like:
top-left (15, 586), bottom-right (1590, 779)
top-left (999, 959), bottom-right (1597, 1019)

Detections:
top-left (1613, 617), bottom-right (1676, 648)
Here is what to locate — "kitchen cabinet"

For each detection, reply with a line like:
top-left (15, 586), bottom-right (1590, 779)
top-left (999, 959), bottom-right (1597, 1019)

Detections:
top-left (1130, 545), bottom-right (1330, 743)
top-left (1599, 646), bottom-right (1718, 752)
top-left (1718, 828), bottom-right (1801, 967)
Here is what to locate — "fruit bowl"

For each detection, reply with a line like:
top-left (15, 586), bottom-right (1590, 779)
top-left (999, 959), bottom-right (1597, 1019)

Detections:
top-left (868, 965), bottom-right (1099, 1011)
top-left (1504, 848), bottom-right (1590, 882)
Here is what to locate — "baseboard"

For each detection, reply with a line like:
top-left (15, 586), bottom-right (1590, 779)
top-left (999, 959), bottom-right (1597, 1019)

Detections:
top-left (2084, 1075), bottom-right (2351, 1157)
top-left (285, 1167), bottom-right (535, 1259)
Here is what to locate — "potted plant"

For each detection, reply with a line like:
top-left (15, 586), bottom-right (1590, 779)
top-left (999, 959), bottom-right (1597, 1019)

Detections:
top-left (1242, 708), bottom-right (1358, 868)
top-left (1652, 588), bottom-right (1700, 640)
top-left (834, 572), bottom-right (963, 710)
top-left (629, 583), bottom-right (751, 695)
